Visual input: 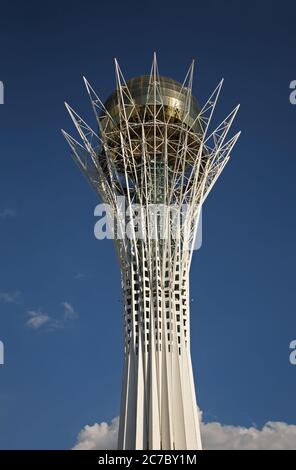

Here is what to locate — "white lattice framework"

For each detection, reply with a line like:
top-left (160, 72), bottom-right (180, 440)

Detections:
top-left (62, 54), bottom-right (240, 450)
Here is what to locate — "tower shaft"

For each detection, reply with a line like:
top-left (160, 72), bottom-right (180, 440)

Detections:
top-left (118, 237), bottom-right (202, 449)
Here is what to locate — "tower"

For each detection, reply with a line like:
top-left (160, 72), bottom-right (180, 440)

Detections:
top-left (63, 55), bottom-right (240, 450)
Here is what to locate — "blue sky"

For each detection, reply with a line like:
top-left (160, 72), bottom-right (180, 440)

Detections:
top-left (0, 0), bottom-right (296, 449)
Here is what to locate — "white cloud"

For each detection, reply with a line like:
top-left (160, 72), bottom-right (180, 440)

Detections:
top-left (73, 418), bottom-right (119, 450)
top-left (26, 302), bottom-right (78, 331)
top-left (62, 301), bottom-right (79, 320)
top-left (74, 273), bottom-right (86, 280)
top-left (201, 419), bottom-right (296, 450)
top-left (73, 415), bottom-right (296, 450)
top-left (26, 310), bottom-right (51, 329)
top-left (0, 291), bottom-right (20, 304)
top-left (0, 209), bottom-right (16, 218)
